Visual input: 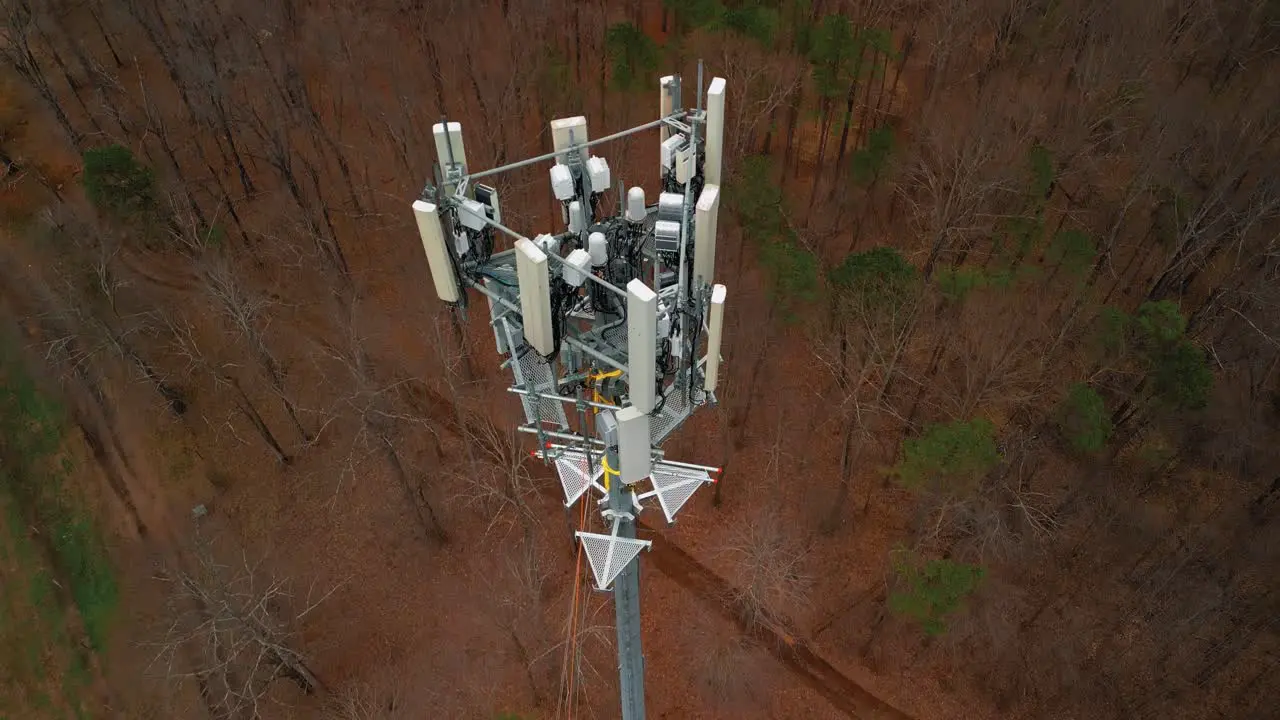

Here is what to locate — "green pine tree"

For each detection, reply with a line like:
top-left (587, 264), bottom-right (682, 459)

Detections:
top-left (849, 124), bottom-right (895, 186)
top-left (1132, 301), bottom-right (1213, 409)
top-left (1134, 300), bottom-right (1187, 347)
top-left (808, 15), bottom-right (858, 101)
top-left (828, 246), bottom-right (916, 311)
top-left (1150, 340), bottom-right (1213, 410)
top-left (604, 23), bottom-right (660, 93)
top-left (1057, 383), bottom-right (1112, 454)
top-left (892, 418), bottom-right (1000, 496)
top-left (1091, 302), bottom-right (1212, 410)
top-left (889, 550), bottom-right (985, 636)
top-left (1045, 228), bottom-right (1097, 277)
top-left (720, 1), bottom-right (779, 45)
top-left (731, 156), bottom-right (818, 320)
top-left (81, 145), bottom-right (156, 220)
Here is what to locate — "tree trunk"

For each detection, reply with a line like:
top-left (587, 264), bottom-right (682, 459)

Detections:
top-left (378, 430), bottom-right (449, 543)
top-left (88, 6), bottom-right (125, 67)
top-left (732, 303), bottom-right (777, 448)
top-left (227, 377), bottom-right (291, 465)
top-left (6, 44), bottom-right (82, 147)
top-left (782, 87), bottom-right (802, 180)
top-left (761, 103), bottom-right (778, 155)
top-left (829, 73), bottom-right (862, 201)
top-left (806, 98), bottom-right (835, 216)
top-left (822, 410), bottom-right (864, 532)
top-left (34, 25), bottom-right (106, 139)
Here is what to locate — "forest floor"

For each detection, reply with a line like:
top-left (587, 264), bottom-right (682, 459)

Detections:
top-left (0, 214), bottom-right (997, 720)
top-left (0, 8), bottom-right (1001, 717)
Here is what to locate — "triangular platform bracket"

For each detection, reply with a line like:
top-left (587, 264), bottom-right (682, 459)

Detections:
top-left (576, 528), bottom-right (652, 590)
top-left (553, 449), bottom-right (607, 507)
top-left (646, 463), bottom-right (712, 524)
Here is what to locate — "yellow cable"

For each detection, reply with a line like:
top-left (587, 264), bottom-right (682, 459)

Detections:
top-left (587, 369), bottom-right (622, 414)
top-left (601, 455), bottom-right (620, 491)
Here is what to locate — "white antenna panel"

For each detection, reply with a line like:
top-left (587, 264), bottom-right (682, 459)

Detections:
top-left (458, 198), bottom-right (488, 231)
top-left (551, 116), bottom-right (590, 159)
top-left (675, 146), bottom-right (694, 185)
top-left (432, 122), bottom-right (467, 170)
top-left (705, 284), bottom-right (726, 392)
top-left (533, 233), bottom-right (558, 255)
top-left (562, 248), bottom-right (592, 287)
top-left (705, 78), bottom-right (726, 186)
top-left (412, 200), bottom-right (460, 303)
top-left (659, 75), bottom-right (676, 143)
top-left (627, 279), bottom-right (658, 413)
top-left (586, 156), bottom-right (612, 194)
top-left (657, 192), bottom-right (683, 220)
top-left (693, 184), bottom-right (720, 286)
top-left (660, 134), bottom-right (685, 171)
top-left (550, 163), bottom-right (575, 201)
top-left (515, 238), bottom-right (555, 356)
top-left (615, 406), bottom-right (652, 484)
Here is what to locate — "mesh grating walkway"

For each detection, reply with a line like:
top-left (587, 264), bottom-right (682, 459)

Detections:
top-left (649, 463), bottom-right (711, 523)
top-left (554, 449), bottom-right (606, 506)
top-left (577, 530), bottom-right (652, 590)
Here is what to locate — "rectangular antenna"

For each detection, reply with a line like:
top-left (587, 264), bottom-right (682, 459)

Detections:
top-left (627, 279), bottom-right (658, 413)
top-left (693, 184), bottom-right (720, 286)
top-left (432, 122), bottom-right (467, 170)
top-left (550, 116), bottom-right (590, 160)
top-left (515, 238), bottom-right (555, 356)
top-left (704, 78), bottom-right (726, 186)
top-left (705, 284), bottom-right (726, 392)
top-left (412, 200), bottom-right (460, 303)
top-left (615, 406), bottom-right (652, 483)
top-left (659, 75), bottom-right (675, 144)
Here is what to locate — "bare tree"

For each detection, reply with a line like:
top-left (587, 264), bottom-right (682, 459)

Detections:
top-left (451, 419), bottom-right (540, 539)
top-left (323, 670), bottom-right (413, 720)
top-left (161, 309), bottom-right (292, 464)
top-left (0, 0), bottom-right (81, 145)
top-left (899, 116), bottom-right (1016, 279)
top-left (692, 626), bottom-right (772, 713)
top-left (716, 33), bottom-right (804, 167)
top-left (310, 299), bottom-right (450, 544)
top-left (716, 509), bottom-right (812, 633)
top-left (21, 204), bottom-right (188, 415)
top-left (148, 536), bottom-right (333, 719)
top-left (483, 537), bottom-right (552, 708)
top-left (812, 248), bottom-right (922, 529)
top-left (197, 253), bottom-right (312, 443)
top-left (920, 0), bottom-right (981, 115)
top-left (934, 308), bottom-right (1047, 420)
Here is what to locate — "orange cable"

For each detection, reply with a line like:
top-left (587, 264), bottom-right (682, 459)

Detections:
top-left (564, 496), bottom-right (588, 719)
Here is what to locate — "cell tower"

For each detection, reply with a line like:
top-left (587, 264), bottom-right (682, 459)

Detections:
top-left (412, 65), bottom-right (728, 720)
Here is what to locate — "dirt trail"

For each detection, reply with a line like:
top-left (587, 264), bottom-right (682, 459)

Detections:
top-left (638, 520), bottom-right (914, 720)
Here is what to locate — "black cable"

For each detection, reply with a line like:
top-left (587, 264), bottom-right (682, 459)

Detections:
top-left (687, 306), bottom-right (703, 394)
top-left (479, 227), bottom-right (494, 265)
top-left (653, 376), bottom-right (669, 415)
top-left (548, 278), bottom-right (576, 361)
